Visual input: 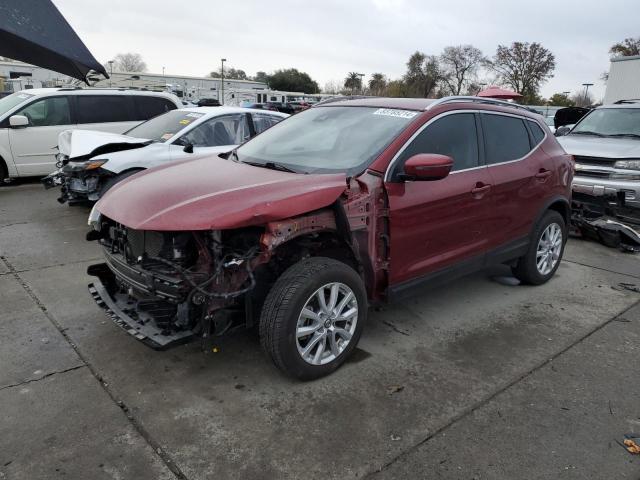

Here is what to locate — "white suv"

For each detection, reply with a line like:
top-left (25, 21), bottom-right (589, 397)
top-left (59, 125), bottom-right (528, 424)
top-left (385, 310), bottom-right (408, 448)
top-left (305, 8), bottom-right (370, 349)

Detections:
top-left (0, 88), bottom-right (181, 181)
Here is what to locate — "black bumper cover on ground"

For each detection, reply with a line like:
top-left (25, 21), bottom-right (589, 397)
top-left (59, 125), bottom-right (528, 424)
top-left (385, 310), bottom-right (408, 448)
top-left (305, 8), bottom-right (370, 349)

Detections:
top-left (87, 263), bottom-right (195, 350)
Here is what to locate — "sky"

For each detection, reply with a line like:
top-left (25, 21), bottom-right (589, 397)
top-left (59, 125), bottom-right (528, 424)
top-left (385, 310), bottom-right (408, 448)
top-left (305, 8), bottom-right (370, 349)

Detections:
top-left (55, 0), bottom-right (639, 102)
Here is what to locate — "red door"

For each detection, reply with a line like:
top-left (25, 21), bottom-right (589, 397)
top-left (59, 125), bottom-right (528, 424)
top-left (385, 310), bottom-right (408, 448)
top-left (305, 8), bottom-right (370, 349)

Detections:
top-left (480, 113), bottom-right (552, 246)
top-left (384, 112), bottom-right (493, 286)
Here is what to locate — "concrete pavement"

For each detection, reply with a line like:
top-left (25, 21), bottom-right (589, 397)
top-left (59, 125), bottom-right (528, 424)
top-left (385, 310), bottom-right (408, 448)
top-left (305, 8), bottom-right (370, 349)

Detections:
top-left (1, 181), bottom-right (639, 479)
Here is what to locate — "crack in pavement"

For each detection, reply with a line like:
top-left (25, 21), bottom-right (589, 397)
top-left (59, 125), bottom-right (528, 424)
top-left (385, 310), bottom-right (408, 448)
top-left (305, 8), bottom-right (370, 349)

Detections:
top-left (0, 255), bottom-right (190, 480)
top-left (0, 365), bottom-right (86, 392)
top-left (563, 258), bottom-right (640, 280)
top-left (363, 297), bottom-right (640, 478)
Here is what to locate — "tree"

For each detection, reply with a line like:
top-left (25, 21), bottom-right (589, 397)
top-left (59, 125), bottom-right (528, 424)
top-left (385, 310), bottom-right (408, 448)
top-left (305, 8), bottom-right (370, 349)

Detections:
top-left (268, 69), bottom-right (319, 93)
top-left (322, 80), bottom-right (343, 95)
top-left (344, 72), bottom-right (362, 93)
top-left (113, 53), bottom-right (146, 72)
top-left (609, 37), bottom-right (640, 57)
top-left (253, 71), bottom-right (269, 84)
top-left (571, 90), bottom-right (594, 108)
top-left (439, 45), bottom-right (485, 95)
top-left (403, 51), bottom-right (443, 98)
top-left (368, 73), bottom-right (387, 96)
top-left (486, 42), bottom-right (555, 103)
top-left (548, 93), bottom-right (575, 107)
top-left (384, 79), bottom-right (409, 97)
top-left (209, 66), bottom-right (248, 80)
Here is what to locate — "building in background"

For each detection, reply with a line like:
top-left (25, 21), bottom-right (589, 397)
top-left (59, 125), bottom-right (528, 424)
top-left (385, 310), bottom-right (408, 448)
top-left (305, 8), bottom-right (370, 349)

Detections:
top-left (0, 60), bottom-right (72, 93)
top-left (603, 55), bottom-right (640, 104)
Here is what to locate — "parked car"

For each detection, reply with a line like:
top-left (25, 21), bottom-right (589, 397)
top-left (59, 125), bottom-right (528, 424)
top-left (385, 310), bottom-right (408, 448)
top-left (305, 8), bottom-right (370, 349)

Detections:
top-left (556, 100), bottom-right (640, 210)
top-left (263, 102), bottom-right (295, 114)
top-left (86, 96), bottom-right (572, 379)
top-left (288, 101), bottom-right (312, 113)
top-left (42, 107), bottom-right (287, 204)
top-left (0, 88), bottom-right (181, 181)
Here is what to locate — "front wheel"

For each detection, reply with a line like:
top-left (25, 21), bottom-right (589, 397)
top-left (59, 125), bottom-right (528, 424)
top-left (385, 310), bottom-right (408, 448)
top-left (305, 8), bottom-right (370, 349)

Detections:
top-left (512, 210), bottom-right (566, 285)
top-left (259, 257), bottom-right (367, 380)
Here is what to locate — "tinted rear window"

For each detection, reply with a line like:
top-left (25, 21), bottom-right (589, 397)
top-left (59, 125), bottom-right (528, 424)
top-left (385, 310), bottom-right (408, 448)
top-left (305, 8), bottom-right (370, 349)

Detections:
top-left (482, 114), bottom-right (531, 164)
top-left (134, 96), bottom-right (177, 121)
top-left (76, 95), bottom-right (133, 124)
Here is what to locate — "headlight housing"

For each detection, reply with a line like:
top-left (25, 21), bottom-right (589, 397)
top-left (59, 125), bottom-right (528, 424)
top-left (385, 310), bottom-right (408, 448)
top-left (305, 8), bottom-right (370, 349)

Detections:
top-left (84, 159), bottom-right (108, 170)
top-left (614, 159), bottom-right (640, 170)
top-left (88, 205), bottom-right (101, 230)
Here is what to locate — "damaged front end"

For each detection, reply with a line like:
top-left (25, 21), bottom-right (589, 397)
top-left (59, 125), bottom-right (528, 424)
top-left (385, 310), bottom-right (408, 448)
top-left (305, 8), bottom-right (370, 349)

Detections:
top-left (87, 216), bottom-right (265, 349)
top-left (43, 155), bottom-right (112, 204)
top-left (571, 191), bottom-right (640, 252)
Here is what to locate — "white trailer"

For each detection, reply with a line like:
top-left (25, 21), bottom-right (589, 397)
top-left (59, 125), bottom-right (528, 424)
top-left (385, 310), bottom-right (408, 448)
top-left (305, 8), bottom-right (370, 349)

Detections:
top-left (603, 55), bottom-right (640, 104)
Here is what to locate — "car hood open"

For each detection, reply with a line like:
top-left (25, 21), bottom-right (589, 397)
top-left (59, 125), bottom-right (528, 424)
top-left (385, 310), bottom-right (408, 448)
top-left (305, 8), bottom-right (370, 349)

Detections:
top-left (59, 129), bottom-right (152, 160)
top-left (95, 156), bottom-right (347, 231)
top-left (558, 135), bottom-right (640, 159)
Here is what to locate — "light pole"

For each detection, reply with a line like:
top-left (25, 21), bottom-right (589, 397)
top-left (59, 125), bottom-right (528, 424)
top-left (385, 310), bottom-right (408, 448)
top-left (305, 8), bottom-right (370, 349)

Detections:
top-left (357, 73), bottom-right (365, 95)
top-left (220, 58), bottom-right (226, 104)
top-left (107, 60), bottom-right (114, 87)
top-left (582, 83), bottom-right (593, 106)
top-left (162, 66), bottom-right (165, 88)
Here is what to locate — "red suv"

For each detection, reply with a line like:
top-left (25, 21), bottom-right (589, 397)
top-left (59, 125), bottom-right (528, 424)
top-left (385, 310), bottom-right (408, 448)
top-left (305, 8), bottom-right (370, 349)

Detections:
top-left (86, 97), bottom-right (573, 379)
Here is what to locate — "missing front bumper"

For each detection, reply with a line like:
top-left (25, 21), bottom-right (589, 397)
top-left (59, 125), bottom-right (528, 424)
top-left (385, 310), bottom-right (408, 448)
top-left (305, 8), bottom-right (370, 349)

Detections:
top-left (88, 263), bottom-right (195, 350)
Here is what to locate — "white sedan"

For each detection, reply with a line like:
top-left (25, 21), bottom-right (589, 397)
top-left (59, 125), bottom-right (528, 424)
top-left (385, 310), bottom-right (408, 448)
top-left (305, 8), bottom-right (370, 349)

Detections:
top-left (42, 106), bottom-right (288, 204)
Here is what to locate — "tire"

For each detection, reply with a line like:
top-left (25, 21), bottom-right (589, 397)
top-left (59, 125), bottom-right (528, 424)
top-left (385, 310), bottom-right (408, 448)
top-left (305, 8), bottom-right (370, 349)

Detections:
top-left (0, 158), bottom-right (8, 185)
top-left (259, 257), bottom-right (367, 380)
top-left (99, 169), bottom-right (144, 197)
top-left (512, 210), bottom-right (566, 285)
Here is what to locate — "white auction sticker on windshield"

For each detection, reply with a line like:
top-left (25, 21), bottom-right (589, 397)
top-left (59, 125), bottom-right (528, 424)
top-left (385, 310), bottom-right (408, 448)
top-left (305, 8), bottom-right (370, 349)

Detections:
top-left (373, 108), bottom-right (418, 119)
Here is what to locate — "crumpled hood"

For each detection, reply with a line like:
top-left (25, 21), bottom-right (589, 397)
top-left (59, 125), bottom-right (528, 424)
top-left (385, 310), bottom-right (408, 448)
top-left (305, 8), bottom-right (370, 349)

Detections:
top-left (96, 156), bottom-right (347, 231)
top-left (58, 129), bottom-right (152, 160)
top-left (558, 135), bottom-right (640, 159)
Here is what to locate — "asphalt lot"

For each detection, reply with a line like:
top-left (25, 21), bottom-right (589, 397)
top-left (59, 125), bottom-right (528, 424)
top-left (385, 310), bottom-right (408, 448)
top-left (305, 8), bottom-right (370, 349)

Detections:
top-left (1, 180), bottom-right (639, 480)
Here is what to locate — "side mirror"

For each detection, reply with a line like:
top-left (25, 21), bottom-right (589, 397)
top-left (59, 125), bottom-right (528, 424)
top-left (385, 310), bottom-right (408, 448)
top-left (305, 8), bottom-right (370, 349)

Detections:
top-left (555, 126), bottom-right (571, 137)
top-left (402, 153), bottom-right (453, 181)
top-left (183, 143), bottom-right (194, 153)
top-left (9, 115), bottom-right (29, 128)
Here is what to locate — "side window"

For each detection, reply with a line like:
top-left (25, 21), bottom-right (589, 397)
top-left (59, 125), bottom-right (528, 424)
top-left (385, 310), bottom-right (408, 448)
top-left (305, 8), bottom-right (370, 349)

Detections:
top-left (397, 113), bottom-right (479, 173)
top-left (17, 97), bottom-right (71, 126)
top-left (482, 114), bottom-right (531, 164)
top-left (528, 120), bottom-right (546, 145)
top-left (252, 113), bottom-right (283, 134)
top-left (134, 96), bottom-right (177, 121)
top-left (76, 95), bottom-right (133, 124)
top-left (179, 114), bottom-right (250, 147)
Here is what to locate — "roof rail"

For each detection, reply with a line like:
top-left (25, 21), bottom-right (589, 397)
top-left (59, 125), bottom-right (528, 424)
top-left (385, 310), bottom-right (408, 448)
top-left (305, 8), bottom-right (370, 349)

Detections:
top-left (426, 96), bottom-right (537, 113)
top-left (613, 99), bottom-right (640, 104)
top-left (57, 86), bottom-right (83, 91)
top-left (313, 95), bottom-right (369, 106)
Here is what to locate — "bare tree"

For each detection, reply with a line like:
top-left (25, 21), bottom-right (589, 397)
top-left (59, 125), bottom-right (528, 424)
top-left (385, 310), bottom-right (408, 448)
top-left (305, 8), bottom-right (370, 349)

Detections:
top-left (368, 73), bottom-right (387, 96)
top-left (486, 42), bottom-right (555, 103)
top-left (571, 90), bottom-right (594, 108)
top-left (113, 53), bottom-right (147, 72)
top-left (440, 45), bottom-right (485, 95)
top-left (609, 37), bottom-right (640, 57)
top-left (322, 80), bottom-right (342, 94)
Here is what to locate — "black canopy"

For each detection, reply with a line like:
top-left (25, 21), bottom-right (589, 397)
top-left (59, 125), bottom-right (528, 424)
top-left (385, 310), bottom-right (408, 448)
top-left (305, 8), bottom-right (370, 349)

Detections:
top-left (0, 0), bottom-right (108, 83)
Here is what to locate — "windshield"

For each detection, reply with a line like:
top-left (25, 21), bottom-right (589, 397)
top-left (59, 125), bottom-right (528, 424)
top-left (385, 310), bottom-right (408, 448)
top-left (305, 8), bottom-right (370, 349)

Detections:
top-left (125, 110), bottom-right (205, 142)
top-left (571, 108), bottom-right (640, 137)
top-left (0, 92), bottom-right (34, 118)
top-left (236, 106), bottom-right (417, 174)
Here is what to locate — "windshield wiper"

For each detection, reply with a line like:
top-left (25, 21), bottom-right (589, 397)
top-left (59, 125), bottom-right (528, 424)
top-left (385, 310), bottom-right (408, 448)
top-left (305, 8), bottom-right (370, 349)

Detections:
top-left (607, 133), bottom-right (640, 139)
top-left (242, 160), bottom-right (297, 173)
top-left (572, 131), bottom-right (606, 137)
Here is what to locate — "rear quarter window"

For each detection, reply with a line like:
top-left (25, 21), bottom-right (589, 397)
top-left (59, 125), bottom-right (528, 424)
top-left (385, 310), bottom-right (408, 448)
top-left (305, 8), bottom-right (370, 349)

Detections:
top-left (482, 114), bottom-right (531, 164)
top-left (76, 95), bottom-right (133, 124)
top-left (528, 120), bottom-right (546, 145)
top-left (134, 96), bottom-right (177, 121)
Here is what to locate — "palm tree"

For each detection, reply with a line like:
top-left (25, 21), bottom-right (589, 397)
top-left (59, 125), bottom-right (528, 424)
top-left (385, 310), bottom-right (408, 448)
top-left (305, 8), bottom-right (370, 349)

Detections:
top-left (344, 72), bottom-right (362, 94)
top-left (368, 73), bottom-right (387, 96)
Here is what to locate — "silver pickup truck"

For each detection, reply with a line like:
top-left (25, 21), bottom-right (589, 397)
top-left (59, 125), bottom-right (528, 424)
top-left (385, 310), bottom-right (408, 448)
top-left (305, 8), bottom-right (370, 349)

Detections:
top-left (557, 100), bottom-right (640, 211)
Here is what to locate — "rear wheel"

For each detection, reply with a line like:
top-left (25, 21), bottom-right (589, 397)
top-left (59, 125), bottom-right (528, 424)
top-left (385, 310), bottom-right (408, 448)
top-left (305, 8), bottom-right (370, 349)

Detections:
top-left (512, 210), bottom-right (566, 285)
top-left (259, 257), bottom-right (367, 380)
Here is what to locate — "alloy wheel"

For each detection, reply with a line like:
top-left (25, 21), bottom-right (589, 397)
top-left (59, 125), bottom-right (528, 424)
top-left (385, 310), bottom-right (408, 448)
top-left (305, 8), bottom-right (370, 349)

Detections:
top-left (536, 222), bottom-right (563, 275)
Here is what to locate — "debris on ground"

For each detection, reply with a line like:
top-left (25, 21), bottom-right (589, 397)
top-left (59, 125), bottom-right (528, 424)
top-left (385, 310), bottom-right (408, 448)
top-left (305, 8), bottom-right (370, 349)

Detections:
top-left (623, 436), bottom-right (640, 454)
top-left (386, 385), bottom-right (404, 395)
top-left (613, 283), bottom-right (640, 294)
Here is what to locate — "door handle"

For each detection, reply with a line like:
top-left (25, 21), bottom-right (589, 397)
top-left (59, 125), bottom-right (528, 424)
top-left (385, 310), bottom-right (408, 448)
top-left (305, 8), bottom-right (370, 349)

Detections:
top-left (471, 183), bottom-right (491, 195)
top-left (535, 169), bottom-right (552, 179)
